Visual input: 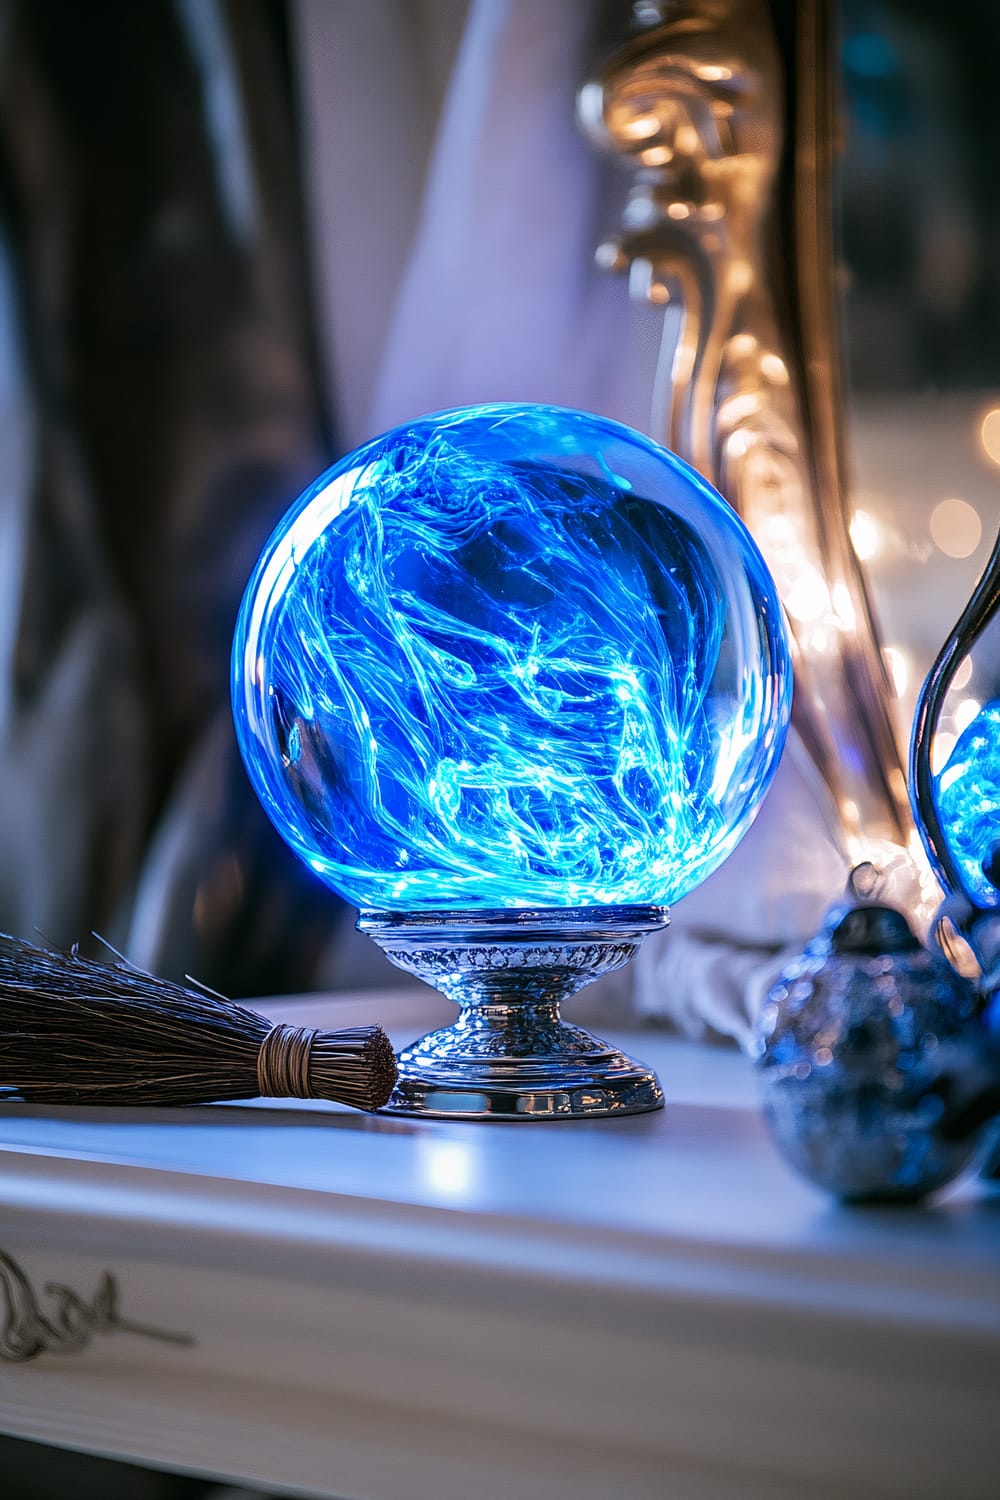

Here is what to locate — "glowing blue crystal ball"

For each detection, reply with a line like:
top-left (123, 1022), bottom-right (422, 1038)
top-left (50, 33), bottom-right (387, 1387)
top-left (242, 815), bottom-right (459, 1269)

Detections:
top-left (232, 404), bottom-right (792, 910)
top-left (935, 700), bottom-right (1000, 907)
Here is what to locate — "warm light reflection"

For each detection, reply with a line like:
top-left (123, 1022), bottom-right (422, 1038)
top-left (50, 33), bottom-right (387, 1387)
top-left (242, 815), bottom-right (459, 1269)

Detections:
top-left (883, 646), bottom-right (909, 698)
top-left (932, 731), bottom-right (957, 774)
top-left (784, 567), bottom-right (831, 624)
top-left (757, 513), bottom-right (796, 547)
top-left (832, 582), bottom-right (856, 631)
top-left (980, 406), bottom-right (1000, 466)
top-left (849, 508), bottom-right (881, 562)
top-left (728, 333), bottom-right (757, 359)
top-left (930, 497), bottom-right (982, 559)
top-left (952, 655), bottom-right (973, 692)
top-left (804, 624), bottom-right (834, 655)
top-left (618, 111), bottom-right (660, 141)
top-left (759, 353), bottom-right (789, 385)
top-left (721, 392), bottom-right (762, 426)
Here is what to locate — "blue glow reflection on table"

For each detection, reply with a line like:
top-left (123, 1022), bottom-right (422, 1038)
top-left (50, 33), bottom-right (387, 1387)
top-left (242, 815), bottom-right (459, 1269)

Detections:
top-left (233, 403), bottom-right (791, 910)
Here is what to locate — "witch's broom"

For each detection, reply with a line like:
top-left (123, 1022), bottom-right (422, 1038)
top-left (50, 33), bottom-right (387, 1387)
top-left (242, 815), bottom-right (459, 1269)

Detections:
top-left (0, 934), bottom-right (396, 1111)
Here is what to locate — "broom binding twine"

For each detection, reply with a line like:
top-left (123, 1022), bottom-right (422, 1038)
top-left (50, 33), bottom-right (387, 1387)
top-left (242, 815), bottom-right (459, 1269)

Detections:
top-left (257, 1024), bottom-right (318, 1099)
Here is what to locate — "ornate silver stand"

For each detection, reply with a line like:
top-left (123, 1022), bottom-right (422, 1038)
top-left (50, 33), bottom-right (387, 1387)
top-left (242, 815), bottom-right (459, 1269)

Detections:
top-left (357, 906), bottom-right (667, 1120)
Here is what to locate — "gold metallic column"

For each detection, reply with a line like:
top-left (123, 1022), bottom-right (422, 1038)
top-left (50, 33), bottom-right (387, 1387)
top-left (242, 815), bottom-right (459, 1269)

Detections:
top-left (579, 0), bottom-right (914, 873)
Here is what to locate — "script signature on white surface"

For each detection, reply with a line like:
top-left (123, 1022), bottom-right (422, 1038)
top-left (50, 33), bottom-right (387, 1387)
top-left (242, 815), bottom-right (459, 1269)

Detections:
top-left (0, 1249), bottom-right (194, 1363)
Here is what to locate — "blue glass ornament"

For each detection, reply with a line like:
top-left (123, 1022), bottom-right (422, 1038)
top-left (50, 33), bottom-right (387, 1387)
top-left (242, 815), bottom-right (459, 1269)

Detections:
top-left (233, 404), bottom-right (791, 913)
top-left (756, 900), bottom-right (980, 1203)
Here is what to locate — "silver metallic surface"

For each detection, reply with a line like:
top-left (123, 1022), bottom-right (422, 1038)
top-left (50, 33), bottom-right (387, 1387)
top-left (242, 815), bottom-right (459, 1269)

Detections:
top-left (755, 902), bottom-right (980, 1201)
top-left (579, 0), bottom-right (911, 862)
top-left (358, 906), bottom-right (667, 1119)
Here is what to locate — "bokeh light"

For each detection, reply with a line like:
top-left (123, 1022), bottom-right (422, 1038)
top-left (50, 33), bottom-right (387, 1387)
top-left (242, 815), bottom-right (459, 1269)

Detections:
top-left (980, 407), bottom-right (1000, 466)
top-left (850, 508), bottom-right (882, 561)
top-left (929, 497), bottom-right (982, 559)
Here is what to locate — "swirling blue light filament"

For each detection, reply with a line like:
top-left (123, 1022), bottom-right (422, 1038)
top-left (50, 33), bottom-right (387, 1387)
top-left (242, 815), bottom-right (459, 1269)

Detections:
top-left (233, 405), bottom-right (791, 910)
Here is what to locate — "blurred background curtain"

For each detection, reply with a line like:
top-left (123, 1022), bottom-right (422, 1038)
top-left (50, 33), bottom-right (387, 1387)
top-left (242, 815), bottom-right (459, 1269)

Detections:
top-left (0, 0), bottom-right (342, 995)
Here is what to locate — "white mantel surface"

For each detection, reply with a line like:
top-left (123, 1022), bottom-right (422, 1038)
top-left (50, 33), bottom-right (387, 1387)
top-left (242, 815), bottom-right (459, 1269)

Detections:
top-left (1, 986), bottom-right (998, 1500)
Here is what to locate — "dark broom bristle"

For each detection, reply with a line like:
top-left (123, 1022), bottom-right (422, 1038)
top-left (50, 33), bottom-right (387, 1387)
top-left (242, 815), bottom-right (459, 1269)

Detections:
top-left (0, 933), bottom-right (397, 1111)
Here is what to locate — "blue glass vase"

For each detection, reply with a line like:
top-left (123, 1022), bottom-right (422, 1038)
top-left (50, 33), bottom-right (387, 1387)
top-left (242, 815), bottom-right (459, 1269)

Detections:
top-left (233, 404), bottom-right (792, 1117)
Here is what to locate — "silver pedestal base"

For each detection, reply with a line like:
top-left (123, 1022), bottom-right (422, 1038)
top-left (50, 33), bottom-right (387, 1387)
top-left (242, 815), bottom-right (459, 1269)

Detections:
top-left (358, 906), bottom-right (667, 1120)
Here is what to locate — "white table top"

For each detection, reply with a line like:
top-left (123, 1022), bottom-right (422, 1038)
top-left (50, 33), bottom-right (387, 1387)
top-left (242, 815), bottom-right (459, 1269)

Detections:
top-left (1, 987), bottom-right (999, 1500)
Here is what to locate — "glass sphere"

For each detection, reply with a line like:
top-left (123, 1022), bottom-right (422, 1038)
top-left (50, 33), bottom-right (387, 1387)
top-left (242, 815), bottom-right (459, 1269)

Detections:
top-left (935, 703), bottom-right (1000, 908)
top-left (232, 404), bottom-right (792, 911)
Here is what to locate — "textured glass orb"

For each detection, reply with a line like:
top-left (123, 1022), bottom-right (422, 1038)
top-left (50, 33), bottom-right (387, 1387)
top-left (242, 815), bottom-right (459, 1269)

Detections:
top-left (935, 703), bottom-right (1000, 908)
top-left (232, 404), bottom-right (792, 911)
